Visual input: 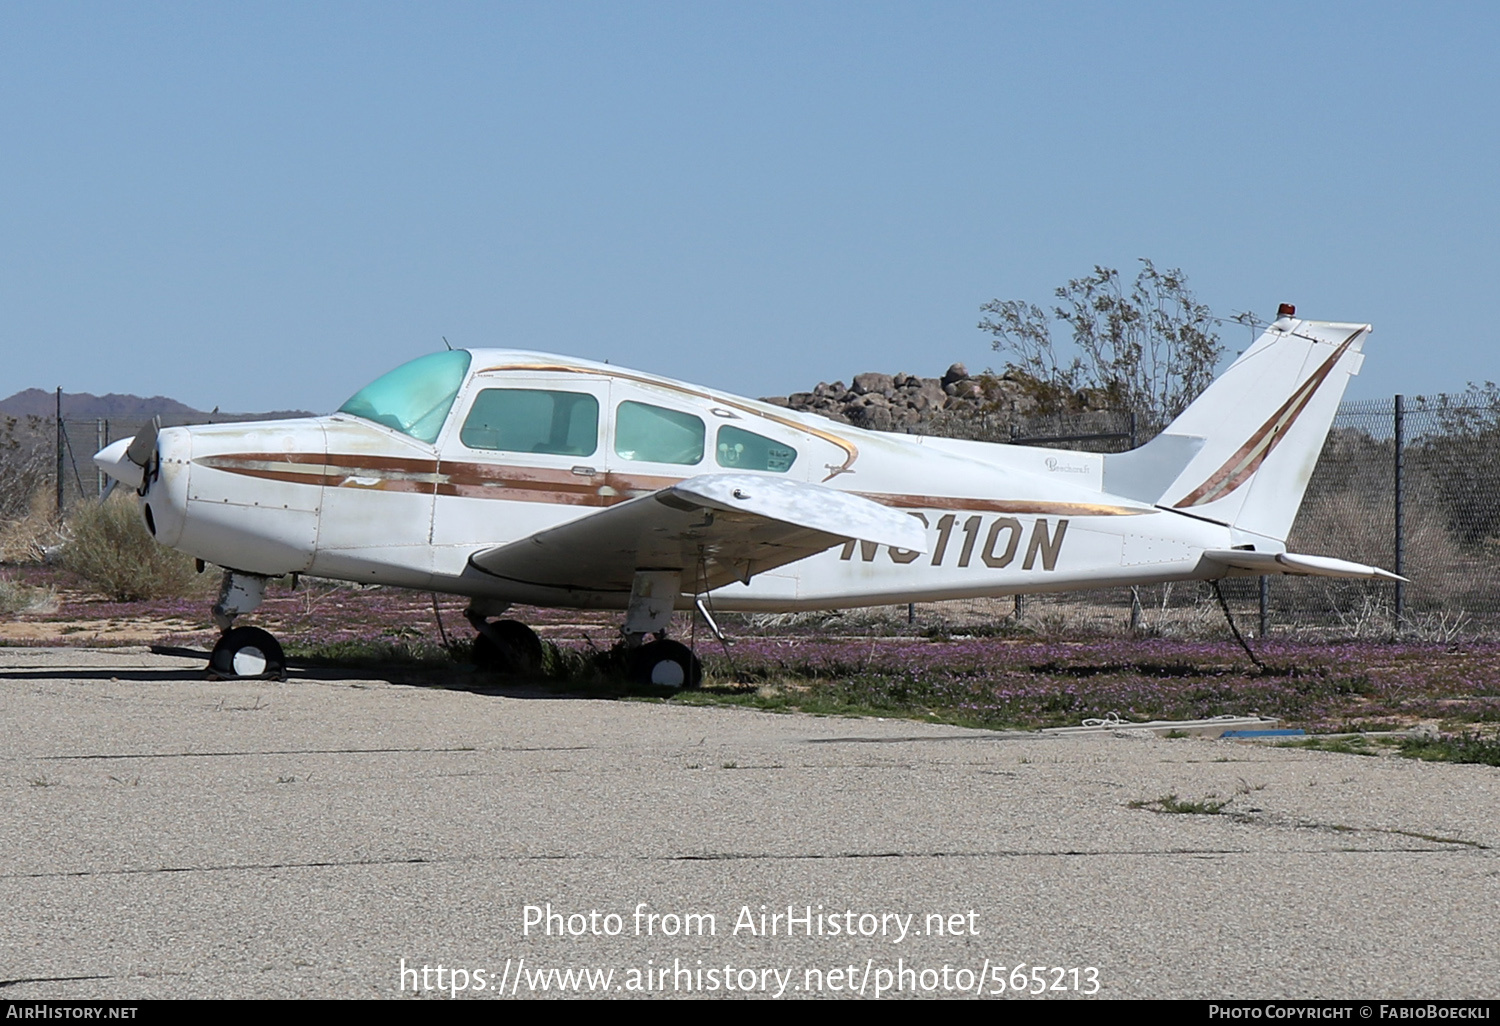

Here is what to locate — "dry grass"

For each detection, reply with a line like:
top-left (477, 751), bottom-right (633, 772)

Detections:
top-left (58, 493), bottom-right (210, 602)
top-left (0, 573), bottom-right (58, 615)
top-left (0, 489), bottom-right (64, 564)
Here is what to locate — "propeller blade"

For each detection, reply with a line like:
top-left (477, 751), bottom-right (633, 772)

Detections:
top-left (123, 416), bottom-right (161, 469)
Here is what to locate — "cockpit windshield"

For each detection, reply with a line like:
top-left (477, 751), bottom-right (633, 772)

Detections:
top-left (337, 350), bottom-right (472, 443)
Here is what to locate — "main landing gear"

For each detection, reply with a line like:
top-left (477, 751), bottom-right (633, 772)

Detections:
top-left (207, 571), bottom-right (286, 680)
top-left (617, 570), bottom-right (702, 689)
top-left (464, 573), bottom-right (703, 688)
top-left (465, 602), bottom-right (544, 676)
top-left (201, 569), bottom-right (705, 689)
top-left (627, 638), bottom-right (701, 688)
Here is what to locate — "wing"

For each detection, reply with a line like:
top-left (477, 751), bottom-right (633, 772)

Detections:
top-left (1201, 549), bottom-right (1406, 582)
top-left (468, 473), bottom-right (928, 594)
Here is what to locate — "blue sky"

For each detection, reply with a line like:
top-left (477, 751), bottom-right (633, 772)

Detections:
top-left (2, 2), bottom-right (1496, 413)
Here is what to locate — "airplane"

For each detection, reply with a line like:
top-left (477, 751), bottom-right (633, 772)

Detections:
top-left (93, 306), bottom-right (1400, 686)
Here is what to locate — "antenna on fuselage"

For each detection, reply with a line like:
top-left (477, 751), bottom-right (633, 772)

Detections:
top-left (442, 336), bottom-right (453, 351)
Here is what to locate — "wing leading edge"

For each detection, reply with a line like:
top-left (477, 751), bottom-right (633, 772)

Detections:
top-left (468, 473), bottom-right (929, 594)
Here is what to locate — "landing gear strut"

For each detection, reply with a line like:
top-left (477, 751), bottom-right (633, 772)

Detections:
top-left (207, 571), bottom-right (286, 680)
top-left (619, 570), bottom-right (702, 688)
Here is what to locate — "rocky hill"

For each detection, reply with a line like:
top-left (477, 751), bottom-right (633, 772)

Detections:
top-left (758, 363), bottom-right (1017, 433)
top-left (758, 362), bottom-right (1131, 447)
top-left (0, 388), bottom-right (313, 425)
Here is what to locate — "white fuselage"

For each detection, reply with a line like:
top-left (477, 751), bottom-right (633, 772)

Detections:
top-left (128, 349), bottom-right (1239, 612)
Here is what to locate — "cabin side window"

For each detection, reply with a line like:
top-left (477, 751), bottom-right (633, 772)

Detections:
top-left (614, 401), bottom-right (705, 465)
top-left (715, 425), bottom-right (798, 473)
top-left (460, 389), bottom-right (600, 456)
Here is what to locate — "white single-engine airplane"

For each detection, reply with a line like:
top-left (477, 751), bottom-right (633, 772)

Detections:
top-left (95, 307), bottom-right (1399, 685)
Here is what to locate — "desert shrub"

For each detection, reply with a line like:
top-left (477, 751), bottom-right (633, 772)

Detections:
top-left (0, 573), bottom-right (57, 615)
top-left (60, 494), bottom-right (207, 601)
top-left (0, 488), bottom-right (64, 564)
top-left (0, 416), bottom-right (53, 523)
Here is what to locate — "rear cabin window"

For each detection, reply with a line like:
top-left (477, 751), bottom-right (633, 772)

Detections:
top-left (715, 426), bottom-right (798, 473)
top-left (614, 401), bottom-right (704, 465)
top-left (460, 389), bottom-right (600, 456)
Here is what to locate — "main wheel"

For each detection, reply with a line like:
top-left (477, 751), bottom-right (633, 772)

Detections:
top-left (627, 639), bottom-right (702, 689)
top-left (473, 619), bottom-right (544, 676)
top-left (208, 626), bottom-right (286, 680)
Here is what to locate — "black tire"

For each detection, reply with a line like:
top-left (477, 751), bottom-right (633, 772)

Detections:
top-left (208, 626), bottom-right (286, 680)
top-left (473, 619), bottom-right (544, 676)
top-left (627, 639), bottom-right (702, 689)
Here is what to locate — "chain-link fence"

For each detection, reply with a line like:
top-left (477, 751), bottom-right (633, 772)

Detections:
top-left (7, 396), bottom-right (1498, 637)
top-left (1275, 395), bottom-right (1500, 636)
top-left (2, 411), bottom-right (225, 521)
top-left (920, 396), bottom-right (1500, 639)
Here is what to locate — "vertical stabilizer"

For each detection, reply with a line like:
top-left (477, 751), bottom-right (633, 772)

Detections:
top-left (1103, 316), bottom-right (1370, 544)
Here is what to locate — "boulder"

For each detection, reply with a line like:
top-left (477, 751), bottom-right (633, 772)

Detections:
top-left (851, 372), bottom-right (895, 396)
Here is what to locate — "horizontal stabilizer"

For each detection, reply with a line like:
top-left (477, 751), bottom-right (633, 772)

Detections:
top-left (469, 473), bottom-right (926, 594)
top-left (1201, 549), bottom-right (1406, 582)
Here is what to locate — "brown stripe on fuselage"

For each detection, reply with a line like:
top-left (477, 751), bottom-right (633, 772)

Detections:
top-left (436, 461), bottom-right (680, 506)
top-left (201, 467), bottom-right (333, 488)
top-left (200, 451), bottom-right (1151, 517)
top-left (1172, 329), bottom-right (1360, 508)
top-left (196, 452), bottom-right (444, 493)
top-left (855, 493), bottom-right (1151, 517)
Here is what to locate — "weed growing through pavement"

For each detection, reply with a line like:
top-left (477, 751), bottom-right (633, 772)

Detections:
top-left (1398, 732), bottom-right (1500, 766)
top-left (1130, 794), bottom-right (1232, 815)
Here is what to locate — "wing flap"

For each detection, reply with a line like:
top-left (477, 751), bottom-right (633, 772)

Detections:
top-left (1201, 549), bottom-right (1406, 582)
top-left (469, 473), bottom-right (927, 594)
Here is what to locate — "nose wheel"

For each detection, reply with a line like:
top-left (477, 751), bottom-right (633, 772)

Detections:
top-left (208, 626), bottom-right (287, 681)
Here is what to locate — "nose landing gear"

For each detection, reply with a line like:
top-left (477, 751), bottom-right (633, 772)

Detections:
top-left (208, 625), bottom-right (286, 681)
top-left (206, 570), bottom-right (286, 681)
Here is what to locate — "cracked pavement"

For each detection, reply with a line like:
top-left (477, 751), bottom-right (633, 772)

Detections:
top-left (2, 647), bottom-right (1498, 999)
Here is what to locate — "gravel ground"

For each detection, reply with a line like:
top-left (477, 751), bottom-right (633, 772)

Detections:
top-left (2, 647), bottom-right (1497, 1000)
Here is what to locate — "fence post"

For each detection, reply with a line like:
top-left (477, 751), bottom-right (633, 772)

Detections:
top-left (1127, 411), bottom-right (1141, 630)
top-left (1394, 393), bottom-right (1405, 628)
top-left (1259, 576), bottom-right (1269, 637)
top-left (54, 387), bottom-right (64, 517)
top-left (96, 419), bottom-right (105, 497)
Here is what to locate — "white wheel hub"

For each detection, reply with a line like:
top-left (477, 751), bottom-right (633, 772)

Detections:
top-left (650, 660), bottom-right (685, 686)
top-left (232, 646), bottom-right (268, 677)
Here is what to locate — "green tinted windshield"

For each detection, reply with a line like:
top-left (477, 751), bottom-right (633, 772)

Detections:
top-left (338, 350), bottom-right (472, 443)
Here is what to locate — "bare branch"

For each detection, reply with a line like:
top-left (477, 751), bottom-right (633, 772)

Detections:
top-left (979, 258), bottom-right (1225, 436)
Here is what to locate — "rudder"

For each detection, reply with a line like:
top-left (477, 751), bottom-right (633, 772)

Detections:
top-left (1102, 314), bottom-right (1371, 545)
